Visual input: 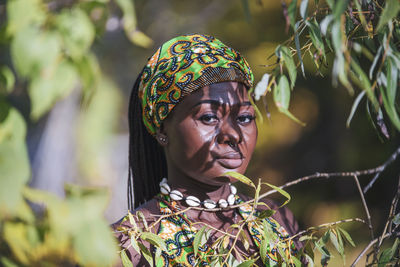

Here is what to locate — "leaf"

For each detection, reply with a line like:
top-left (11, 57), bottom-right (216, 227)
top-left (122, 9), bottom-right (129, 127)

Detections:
top-left (338, 227), bottom-right (355, 247)
top-left (288, 0), bottom-right (297, 29)
top-left (254, 73), bottom-right (270, 101)
top-left (6, 0), bottom-right (45, 35)
top-left (115, 0), bottom-right (153, 48)
top-left (0, 66), bottom-right (15, 94)
top-left (120, 250), bottom-right (133, 267)
top-left (258, 209), bottom-right (275, 219)
top-left (56, 8), bottom-right (95, 60)
top-left (29, 60), bottom-right (78, 119)
top-left (0, 106), bottom-right (30, 216)
top-left (137, 242), bottom-right (153, 267)
top-left (278, 46), bottom-right (297, 89)
top-left (262, 182), bottom-right (291, 207)
top-left (332, 0), bottom-right (348, 20)
top-left (306, 18), bottom-right (325, 56)
top-left (11, 25), bottom-right (61, 79)
top-left (224, 171), bottom-right (255, 188)
top-left (274, 75), bottom-right (305, 125)
top-left (378, 239), bottom-right (399, 267)
top-left (386, 57), bottom-right (398, 106)
top-left (193, 226), bottom-right (207, 256)
top-left (393, 213), bottom-right (400, 225)
top-left (346, 90), bottom-right (366, 127)
top-left (376, 0), bottom-right (400, 32)
top-left (140, 232), bottom-right (167, 251)
top-left (329, 229), bottom-right (344, 261)
top-left (379, 84), bottom-right (400, 132)
top-left (350, 60), bottom-right (378, 108)
top-left (237, 259), bottom-right (257, 267)
top-left (369, 46), bottom-right (383, 79)
top-left (294, 22), bottom-right (305, 78)
top-left (300, 0), bottom-right (309, 19)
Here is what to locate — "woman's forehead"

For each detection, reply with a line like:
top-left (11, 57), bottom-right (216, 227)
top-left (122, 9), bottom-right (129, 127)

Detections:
top-left (186, 82), bottom-right (249, 105)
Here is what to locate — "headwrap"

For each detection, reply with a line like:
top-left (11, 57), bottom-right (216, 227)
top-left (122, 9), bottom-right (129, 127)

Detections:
top-left (138, 34), bottom-right (254, 135)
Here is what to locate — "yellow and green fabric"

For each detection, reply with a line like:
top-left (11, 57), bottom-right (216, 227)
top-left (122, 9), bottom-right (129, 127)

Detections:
top-left (138, 34), bottom-right (254, 135)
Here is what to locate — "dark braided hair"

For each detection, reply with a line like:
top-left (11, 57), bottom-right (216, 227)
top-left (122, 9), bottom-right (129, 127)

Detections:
top-left (127, 71), bottom-right (167, 210)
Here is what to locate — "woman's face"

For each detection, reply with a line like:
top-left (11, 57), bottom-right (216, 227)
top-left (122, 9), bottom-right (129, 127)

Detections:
top-left (160, 81), bottom-right (258, 186)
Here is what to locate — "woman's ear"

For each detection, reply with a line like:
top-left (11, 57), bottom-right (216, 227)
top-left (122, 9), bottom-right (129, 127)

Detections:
top-left (155, 125), bottom-right (168, 146)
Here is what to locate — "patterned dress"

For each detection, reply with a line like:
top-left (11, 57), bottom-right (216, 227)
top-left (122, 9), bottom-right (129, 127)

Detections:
top-left (116, 194), bottom-right (298, 266)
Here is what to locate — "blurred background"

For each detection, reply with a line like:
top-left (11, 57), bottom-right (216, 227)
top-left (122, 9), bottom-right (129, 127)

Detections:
top-left (1, 0), bottom-right (399, 265)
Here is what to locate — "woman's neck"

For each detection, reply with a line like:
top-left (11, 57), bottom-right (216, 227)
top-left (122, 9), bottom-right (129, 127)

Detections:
top-left (167, 171), bottom-right (233, 203)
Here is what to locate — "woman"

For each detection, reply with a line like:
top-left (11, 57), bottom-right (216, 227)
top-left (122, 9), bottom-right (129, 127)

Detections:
top-left (113, 34), bottom-right (300, 266)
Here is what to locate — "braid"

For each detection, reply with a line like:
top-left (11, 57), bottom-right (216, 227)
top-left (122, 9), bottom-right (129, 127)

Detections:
top-left (127, 72), bottom-right (167, 210)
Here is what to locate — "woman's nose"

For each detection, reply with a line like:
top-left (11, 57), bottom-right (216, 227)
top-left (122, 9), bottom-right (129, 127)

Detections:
top-left (216, 120), bottom-right (242, 146)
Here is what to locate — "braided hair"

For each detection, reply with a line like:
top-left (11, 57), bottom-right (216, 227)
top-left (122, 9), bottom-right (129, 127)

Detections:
top-left (127, 72), bottom-right (167, 210)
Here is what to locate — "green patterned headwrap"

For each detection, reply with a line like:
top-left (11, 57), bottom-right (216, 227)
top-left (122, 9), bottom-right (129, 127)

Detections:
top-left (138, 34), bottom-right (254, 135)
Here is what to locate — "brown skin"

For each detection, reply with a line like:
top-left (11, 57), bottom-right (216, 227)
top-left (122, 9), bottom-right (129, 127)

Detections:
top-left (156, 81), bottom-right (257, 214)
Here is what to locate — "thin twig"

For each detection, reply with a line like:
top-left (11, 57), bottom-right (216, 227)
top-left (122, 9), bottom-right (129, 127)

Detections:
top-left (353, 174), bottom-right (374, 240)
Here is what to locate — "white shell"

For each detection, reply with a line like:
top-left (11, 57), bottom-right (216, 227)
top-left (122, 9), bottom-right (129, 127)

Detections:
top-left (203, 199), bottom-right (217, 209)
top-left (218, 199), bottom-right (228, 208)
top-left (185, 196), bottom-right (201, 207)
top-left (159, 177), bottom-right (168, 186)
top-left (227, 194), bottom-right (236, 206)
top-left (160, 183), bottom-right (170, 195)
top-left (230, 185), bottom-right (237, 195)
top-left (170, 190), bottom-right (183, 201)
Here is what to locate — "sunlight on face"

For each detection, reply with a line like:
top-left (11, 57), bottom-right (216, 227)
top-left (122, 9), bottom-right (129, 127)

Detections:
top-left (162, 82), bottom-right (258, 186)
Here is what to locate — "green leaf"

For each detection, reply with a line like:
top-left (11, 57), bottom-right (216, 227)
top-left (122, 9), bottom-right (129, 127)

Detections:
top-left (193, 226), bottom-right (207, 256)
top-left (332, 0), bottom-right (348, 20)
top-left (6, 0), bottom-right (45, 35)
top-left (346, 90), bottom-right (366, 127)
top-left (258, 209), bottom-right (275, 219)
top-left (11, 25), bottom-right (61, 79)
top-left (262, 182), bottom-right (291, 207)
top-left (288, 0), bottom-right (297, 29)
top-left (29, 60), bottom-right (78, 119)
top-left (120, 250), bottom-right (133, 267)
top-left (115, 0), bottom-right (153, 48)
top-left (237, 259), bottom-right (257, 267)
top-left (380, 84), bottom-right (400, 131)
top-left (329, 229), bottom-right (344, 261)
top-left (278, 46), bottom-right (297, 89)
top-left (0, 105), bottom-right (30, 216)
top-left (393, 213), bottom-right (400, 225)
top-left (337, 228), bottom-right (355, 247)
top-left (294, 22), bottom-right (305, 78)
top-left (351, 60), bottom-right (377, 106)
top-left (274, 75), bottom-right (305, 125)
top-left (386, 57), bottom-right (398, 106)
top-left (376, 0), bottom-right (400, 32)
top-left (369, 46), bottom-right (383, 79)
top-left (140, 232), bottom-right (167, 251)
top-left (378, 239), bottom-right (399, 267)
top-left (224, 171), bottom-right (255, 188)
top-left (306, 19), bottom-right (325, 55)
top-left (300, 0), bottom-right (309, 19)
top-left (56, 8), bottom-right (95, 60)
top-left (0, 66), bottom-right (15, 94)
top-left (137, 242), bottom-right (154, 267)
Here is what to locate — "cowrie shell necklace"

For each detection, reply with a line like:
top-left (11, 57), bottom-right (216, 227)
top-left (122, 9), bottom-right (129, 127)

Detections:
top-left (159, 178), bottom-right (237, 209)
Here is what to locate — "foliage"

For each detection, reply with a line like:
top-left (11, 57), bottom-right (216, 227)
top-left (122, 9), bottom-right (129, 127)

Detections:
top-left (253, 0), bottom-right (400, 138)
top-left (0, 0), bottom-right (151, 266)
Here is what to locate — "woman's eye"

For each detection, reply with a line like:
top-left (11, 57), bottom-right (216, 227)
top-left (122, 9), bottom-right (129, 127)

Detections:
top-left (199, 114), bottom-right (219, 124)
top-left (237, 115), bottom-right (255, 124)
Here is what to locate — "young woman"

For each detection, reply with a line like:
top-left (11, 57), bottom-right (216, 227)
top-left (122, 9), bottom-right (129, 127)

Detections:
top-left (113, 34), bottom-right (300, 266)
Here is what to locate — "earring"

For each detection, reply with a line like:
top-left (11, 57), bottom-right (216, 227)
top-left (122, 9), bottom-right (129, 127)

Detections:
top-left (158, 136), bottom-right (167, 143)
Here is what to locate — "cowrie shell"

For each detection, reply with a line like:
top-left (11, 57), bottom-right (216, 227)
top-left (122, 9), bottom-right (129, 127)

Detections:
top-left (170, 190), bottom-right (183, 201)
top-left (203, 199), bottom-right (217, 209)
top-left (159, 177), bottom-right (168, 186)
top-left (218, 199), bottom-right (228, 208)
top-left (230, 185), bottom-right (237, 195)
top-left (160, 183), bottom-right (170, 195)
top-left (185, 196), bottom-right (201, 207)
top-left (227, 194), bottom-right (236, 206)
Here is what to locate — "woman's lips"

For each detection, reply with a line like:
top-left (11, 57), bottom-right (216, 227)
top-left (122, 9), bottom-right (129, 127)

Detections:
top-left (215, 152), bottom-right (243, 169)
